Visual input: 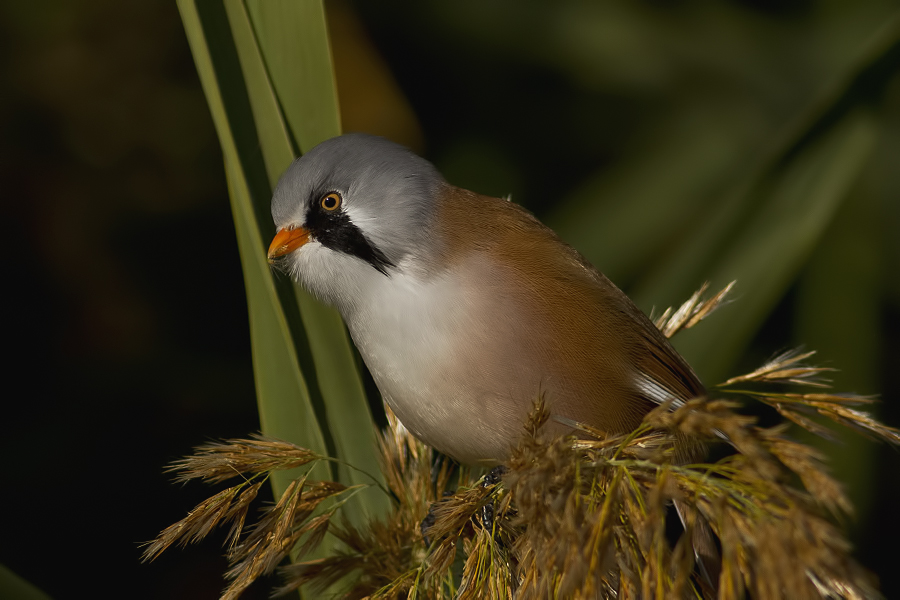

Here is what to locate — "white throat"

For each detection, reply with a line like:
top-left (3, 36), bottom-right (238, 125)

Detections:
top-left (288, 240), bottom-right (463, 398)
top-left (347, 263), bottom-right (464, 400)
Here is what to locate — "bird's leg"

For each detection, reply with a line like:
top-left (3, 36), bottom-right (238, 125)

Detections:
top-left (430, 451), bottom-right (449, 489)
top-left (420, 500), bottom-right (436, 547)
top-left (420, 490), bottom-right (455, 547)
top-left (479, 465), bottom-right (507, 534)
top-left (420, 453), bottom-right (456, 546)
top-left (483, 464), bottom-right (507, 486)
top-left (421, 464), bottom-right (508, 546)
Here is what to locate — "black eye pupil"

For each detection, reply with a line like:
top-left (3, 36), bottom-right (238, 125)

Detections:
top-left (322, 194), bottom-right (339, 210)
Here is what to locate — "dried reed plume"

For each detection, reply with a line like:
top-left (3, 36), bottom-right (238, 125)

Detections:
top-left (141, 437), bottom-right (351, 599)
top-left (144, 283), bottom-right (898, 599)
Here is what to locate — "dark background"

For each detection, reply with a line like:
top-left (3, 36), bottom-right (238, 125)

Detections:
top-left (2, 0), bottom-right (898, 598)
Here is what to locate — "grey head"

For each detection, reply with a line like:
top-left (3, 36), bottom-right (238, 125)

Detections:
top-left (270, 133), bottom-right (447, 309)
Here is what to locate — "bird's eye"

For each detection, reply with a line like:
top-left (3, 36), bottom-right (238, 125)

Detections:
top-left (321, 192), bottom-right (342, 211)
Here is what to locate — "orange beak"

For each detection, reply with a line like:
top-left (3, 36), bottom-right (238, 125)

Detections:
top-left (267, 226), bottom-right (310, 263)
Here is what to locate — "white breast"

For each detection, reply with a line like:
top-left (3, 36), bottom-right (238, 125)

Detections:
top-left (292, 241), bottom-right (535, 464)
top-left (343, 259), bottom-right (527, 463)
top-left (348, 268), bottom-right (463, 398)
top-left (292, 239), bottom-right (466, 404)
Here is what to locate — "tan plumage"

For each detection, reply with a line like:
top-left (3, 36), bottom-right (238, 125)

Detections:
top-left (268, 134), bottom-right (704, 466)
top-left (394, 184), bottom-right (705, 464)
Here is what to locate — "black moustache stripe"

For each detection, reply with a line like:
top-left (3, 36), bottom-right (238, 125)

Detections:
top-left (305, 201), bottom-right (394, 275)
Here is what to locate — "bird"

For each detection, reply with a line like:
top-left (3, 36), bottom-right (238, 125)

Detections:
top-left (266, 133), bottom-right (706, 467)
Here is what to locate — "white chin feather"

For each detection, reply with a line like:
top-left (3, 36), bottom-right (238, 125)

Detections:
top-left (286, 240), bottom-right (383, 313)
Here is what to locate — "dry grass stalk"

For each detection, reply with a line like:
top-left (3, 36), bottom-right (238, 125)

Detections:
top-left (719, 348), bottom-right (834, 387)
top-left (166, 434), bottom-right (322, 484)
top-left (275, 406), bottom-right (469, 599)
top-left (145, 285), bottom-right (896, 599)
top-left (718, 349), bottom-right (900, 445)
top-left (142, 437), bottom-right (351, 599)
top-left (653, 281), bottom-right (735, 338)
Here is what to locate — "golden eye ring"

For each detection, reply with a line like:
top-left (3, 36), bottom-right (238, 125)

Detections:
top-left (321, 192), bottom-right (342, 211)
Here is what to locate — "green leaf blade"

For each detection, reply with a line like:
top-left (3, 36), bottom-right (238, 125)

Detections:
top-left (178, 0), bottom-right (386, 521)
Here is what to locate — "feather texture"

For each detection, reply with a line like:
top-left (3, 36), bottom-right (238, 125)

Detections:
top-left (271, 134), bottom-right (705, 466)
top-left (350, 184), bottom-right (705, 465)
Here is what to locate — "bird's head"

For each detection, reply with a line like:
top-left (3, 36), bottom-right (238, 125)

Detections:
top-left (268, 134), bottom-right (446, 311)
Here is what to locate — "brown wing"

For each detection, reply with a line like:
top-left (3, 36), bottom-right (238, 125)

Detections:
top-left (435, 186), bottom-right (705, 437)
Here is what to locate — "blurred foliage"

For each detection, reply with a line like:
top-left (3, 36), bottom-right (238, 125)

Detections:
top-left (0, 565), bottom-right (52, 600)
top-left (2, 0), bottom-right (899, 598)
